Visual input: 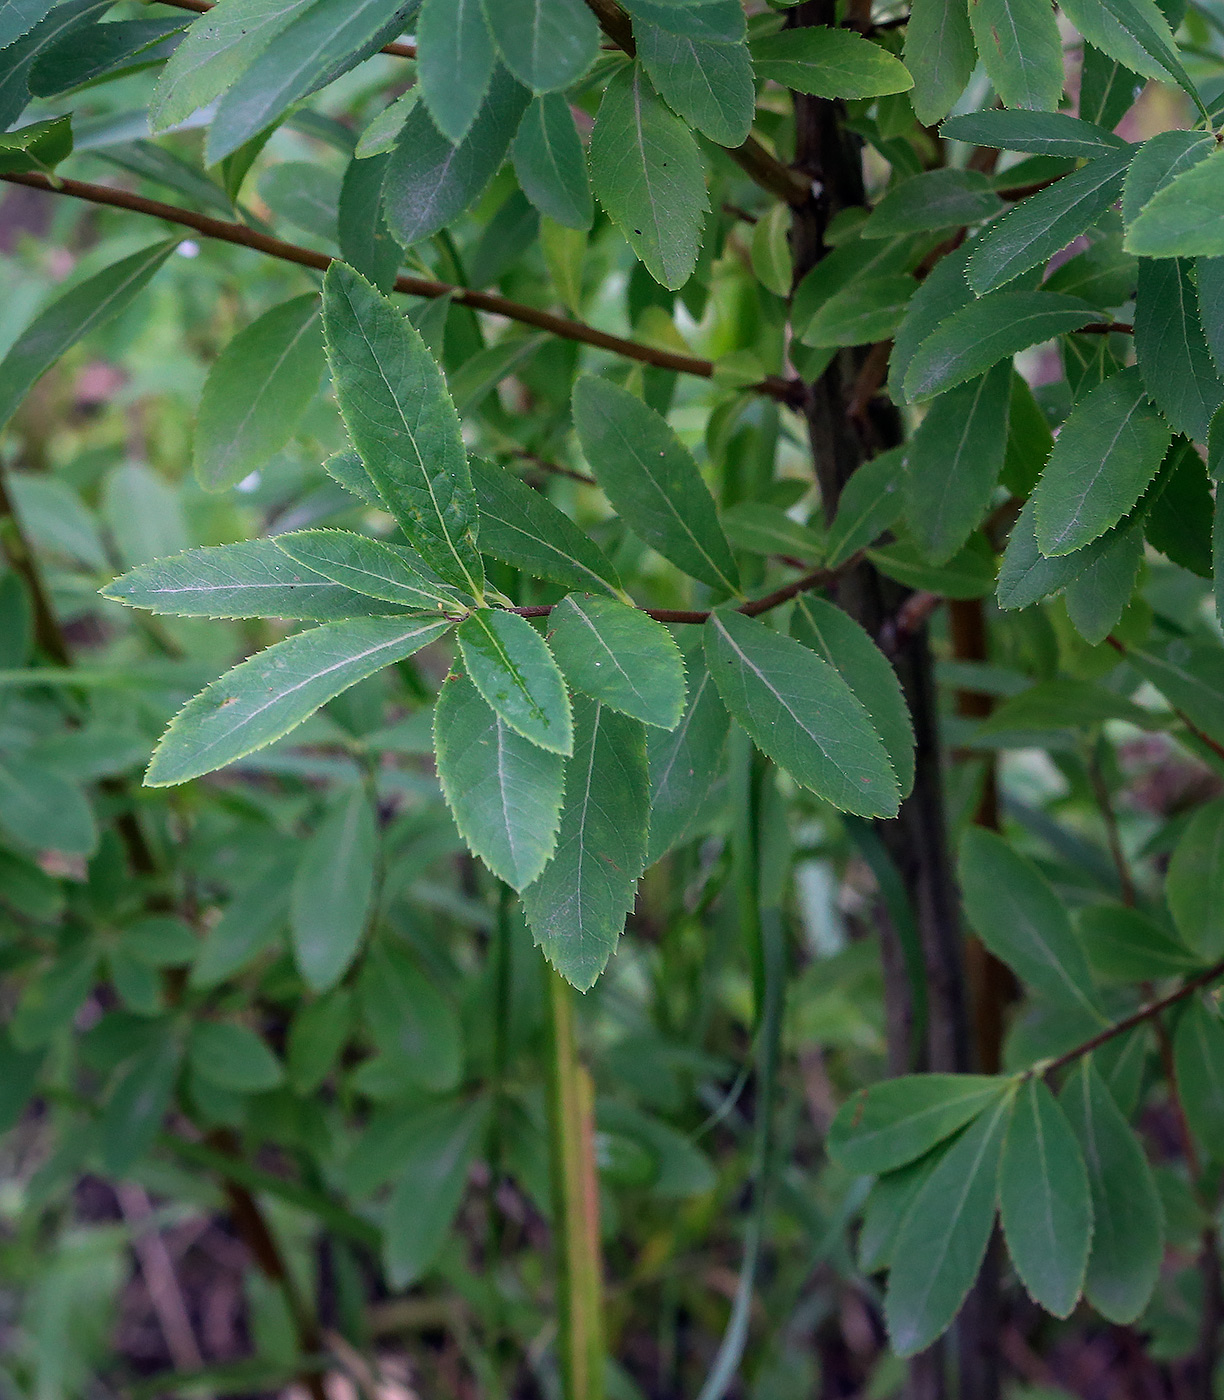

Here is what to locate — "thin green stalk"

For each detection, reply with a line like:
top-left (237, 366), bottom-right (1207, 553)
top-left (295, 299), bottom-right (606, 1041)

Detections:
top-left (546, 967), bottom-right (604, 1400)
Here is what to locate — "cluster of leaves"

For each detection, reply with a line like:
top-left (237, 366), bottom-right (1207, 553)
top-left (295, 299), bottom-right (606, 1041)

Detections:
top-left (3, 0), bottom-right (1224, 1393)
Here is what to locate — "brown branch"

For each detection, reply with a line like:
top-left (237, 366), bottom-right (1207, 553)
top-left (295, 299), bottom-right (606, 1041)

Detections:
top-left (510, 450), bottom-right (597, 488)
top-left (153, 0), bottom-right (416, 56)
top-left (582, 0), bottom-right (810, 206)
top-left (1044, 960), bottom-right (1224, 1076)
top-left (1, 172), bottom-right (801, 402)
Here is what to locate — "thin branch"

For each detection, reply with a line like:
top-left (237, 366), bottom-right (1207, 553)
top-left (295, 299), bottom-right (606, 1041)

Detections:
top-left (1044, 960), bottom-right (1224, 1076)
top-left (0, 172), bottom-right (801, 402)
top-left (582, 0), bottom-right (810, 206)
top-left (116, 1184), bottom-right (205, 1374)
top-left (153, 0), bottom-right (416, 56)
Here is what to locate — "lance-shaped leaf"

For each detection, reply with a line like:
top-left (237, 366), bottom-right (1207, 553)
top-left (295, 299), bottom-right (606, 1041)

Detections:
top-left (890, 245), bottom-right (974, 403)
top-left (482, 0), bottom-right (598, 93)
top-left (1076, 903), bottom-right (1201, 982)
top-left (996, 496), bottom-right (1112, 610)
top-left (1060, 1058), bottom-right (1163, 1324)
top-left (885, 1093), bottom-right (1013, 1356)
top-left (941, 110), bottom-right (1127, 158)
top-left (274, 530), bottom-right (466, 611)
top-left (383, 66), bottom-right (531, 247)
top-left (1134, 257), bottom-right (1222, 443)
top-left (193, 294), bottom-right (324, 491)
top-left (1063, 516), bottom-right (1144, 644)
top-left (548, 594), bottom-right (686, 730)
top-left (360, 943), bottom-right (462, 1091)
top-left (645, 645), bottom-right (729, 865)
top-left (637, 23), bottom-right (754, 147)
top-left (434, 672), bottom-right (564, 890)
top-left (291, 786), bottom-right (376, 992)
top-left (1031, 366), bottom-right (1171, 556)
top-left (824, 446), bottom-right (906, 566)
top-left (522, 698), bottom-right (649, 989)
top-left (1128, 639), bottom-right (1224, 750)
top-left (999, 1078), bottom-right (1093, 1317)
top-left (1126, 150), bottom-right (1224, 261)
top-left (0, 239), bottom-right (177, 433)
top-left (589, 63), bottom-right (708, 290)
top-left (1166, 799), bottom-right (1224, 957)
top-left (101, 1032), bottom-right (181, 1176)
top-left (1122, 129), bottom-right (1214, 225)
top-left (704, 609), bottom-right (900, 818)
top-left (102, 539), bottom-right (409, 620)
top-left (322, 262), bottom-right (484, 596)
top-left (417, 0), bottom-right (494, 143)
top-left (0, 0), bottom-right (57, 50)
top-left (959, 827), bottom-right (1103, 1019)
top-left (904, 290), bottom-right (1099, 401)
top-left (966, 148), bottom-right (1132, 295)
top-left (792, 594), bottom-right (915, 799)
top-left (572, 376), bottom-right (739, 593)
top-left (827, 1073), bottom-right (1009, 1174)
top-left (146, 616), bottom-right (452, 786)
top-left (904, 0), bottom-right (975, 125)
top-left (751, 26), bottom-right (913, 98)
top-left (620, 0), bottom-right (744, 43)
top-left (967, 0), bottom-right (1063, 112)
top-left (469, 459), bottom-right (620, 595)
top-left (511, 93), bottom-right (594, 230)
top-left (456, 609), bottom-right (572, 754)
top-left (903, 363), bottom-right (1011, 564)
top-left (862, 169), bottom-right (1003, 239)
top-left (205, 0), bottom-right (417, 162)
top-left (1060, 0), bottom-right (1190, 90)
top-left (1174, 998), bottom-right (1224, 1162)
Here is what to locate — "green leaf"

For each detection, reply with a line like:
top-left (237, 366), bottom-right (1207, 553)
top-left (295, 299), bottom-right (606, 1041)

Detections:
top-left (967, 0), bottom-right (1063, 111)
top-left (189, 858), bottom-right (294, 989)
top-left (286, 988), bottom-right (353, 1094)
top-left (511, 94), bottom-right (594, 230)
top-left (0, 757), bottom-right (96, 856)
top-left (192, 294), bottom-right (323, 491)
top-left (102, 462), bottom-right (187, 570)
top-left (801, 274), bottom-right (916, 348)
top-left (903, 290), bottom-right (1099, 401)
top-left (721, 502), bottom-right (823, 560)
top-left (548, 594), bottom-right (686, 729)
top-left (456, 609), bottom-right (573, 754)
top-left (863, 169), bottom-right (1002, 239)
top-left (384, 1098), bottom-right (488, 1287)
top-left (383, 66), bottom-right (531, 247)
top-left (859, 1151), bottom-right (944, 1272)
top-left (150, 0), bottom-right (312, 131)
top-left (750, 203), bottom-right (793, 298)
top-left (417, 0), bottom-right (494, 143)
top-left (637, 23), bottom-right (754, 147)
top-left (1060, 0), bottom-right (1190, 92)
top-left (885, 1094), bottom-right (1013, 1356)
top-left (966, 148), bottom-right (1132, 295)
top-left (146, 616), bottom-right (451, 786)
top-left (1060, 1058), bottom-right (1163, 1324)
top-left (1079, 42), bottom-right (1139, 129)
top-left (903, 363), bottom-right (1011, 564)
top-left (1031, 367), bottom-right (1171, 556)
top-left (205, 0), bottom-right (416, 163)
top-left (102, 539), bottom-right (410, 620)
top-left (959, 826), bottom-right (1103, 1019)
top-left (356, 87), bottom-right (419, 158)
top-left (522, 698), bottom-right (649, 989)
top-left (1128, 638), bottom-right (1224, 750)
top-left (904, 0), bottom-right (975, 125)
top-left (645, 645), bottom-right (729, 864)
top-left (482, 0), bottom-right (597, 92)
top-left (589, 62), bottom-right (708, 290)
top-left (825, 447), bottom-right (905, 568)
top-left (0, 0), bottom-right (56, 51)
top-left (941, 110), bottom-right (1127, 158)
top-left (704, 608), bottom-right (900, 818)
top-left (0, 239), bottom-right (177, 434)
top-left (469, 458), bottom-right (621, 595)
top-left (572, 376), bottom-right (739, 593)
top-left (434, 671), bottom-right (564, 890)
top-left (828, 1073), bottom-right (1007, 1174)
top-left (869, 531), bottom-right (997, 599)
top-left (360, 942), bottom-right (463, 1091)
top-left (1145, 438), bottom-right (1214, 577)
top-left (1126, 148), bottom-right (1224, 260)
top-left (621, 0), bottom-right (744, 43)
top-left (1077, 903), bottom-right (1201, 982)
top-left (339, 151), bottom-right (401, 291)
top-left (273, 529), bottom-right (465, 611)
top-left (1063, 516), bottom-right (1144, 644)
top-left (750, 26), bottom-right (913, 98)
top-left (791, 594), bottom-right (915, 800)
top-left (1122, 129), bottom-right (1214, 226)
top-left (322, 262), bottom-right (484, 596)
top-left (101, 1033), bottom-right (181, 1176)
top-left (1166, 799), bottom-right (1224, 957)
top-left (291, 786), bottom-right (376, 992)
top-left (0, 115), bottom-right (71, 173)
top-left (259, 161), bottom-right (340, 241)
top-left (189, 1021), bottom-right (284, 1093)
top-left (889, 244), bottom-right (974, 403)
top-left (1197, 257), bottom-right (1224, 382)
top-left (1174, 998), bottom-right (1224, 1161)
top-left (1133, 257), bottom-right (1222, 443)
top-left (999, 1078), bottom-right (1092, 1317)
top-left (996, 496), bottom-right (1100, 610)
